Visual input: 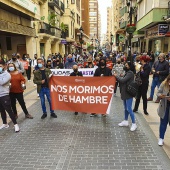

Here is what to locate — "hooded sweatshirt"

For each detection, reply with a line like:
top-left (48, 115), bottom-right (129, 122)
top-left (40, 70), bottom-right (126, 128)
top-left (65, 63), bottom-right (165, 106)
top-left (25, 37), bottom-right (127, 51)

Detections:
top-left (94, 58), bottom-right (112, 76)
top-left (0, 70), bottom-right (11, 97)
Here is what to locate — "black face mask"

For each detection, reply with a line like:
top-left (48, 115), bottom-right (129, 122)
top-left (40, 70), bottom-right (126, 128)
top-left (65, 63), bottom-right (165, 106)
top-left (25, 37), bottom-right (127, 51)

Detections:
top-left (74, 69), bottom-right (78, 72)
top-left (123, 66), bottom-right (129, 72)
top-left (56, 60), bottom-right (59, 62)
top-left (12, 57), bottom-right (16, 61)
top-left (117, 61), bottom-right (121, 64)
top-left (121, 59), bottom-right (124, 62)
top-left (100, 62), bottom-right (105, 66)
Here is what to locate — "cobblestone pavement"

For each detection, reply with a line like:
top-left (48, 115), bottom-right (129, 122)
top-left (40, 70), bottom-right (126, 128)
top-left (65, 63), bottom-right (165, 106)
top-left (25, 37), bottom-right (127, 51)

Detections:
top-left (0, 94), bottom-right (170, 170)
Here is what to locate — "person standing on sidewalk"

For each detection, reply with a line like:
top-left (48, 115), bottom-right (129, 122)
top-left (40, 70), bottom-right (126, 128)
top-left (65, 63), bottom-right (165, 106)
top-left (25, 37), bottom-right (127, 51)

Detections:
top-left (33, 58), bottom-right (57, 119)
top-left (26, 54), bottom-right (32, 82)
top-left (7, 63), bottom-right (33, 119)
top-left (0, 60), bottom-right (19, 132)
top-left (148, 53), bottom-right (169, 103)
top-left (133, 55), bottom-right (151, 115)
top-left (157, 74), bottom-right (170, 146)
top-left (114, 61), bottom-right (137, 131)
top-left (70, 65), bottom-right (83, 115)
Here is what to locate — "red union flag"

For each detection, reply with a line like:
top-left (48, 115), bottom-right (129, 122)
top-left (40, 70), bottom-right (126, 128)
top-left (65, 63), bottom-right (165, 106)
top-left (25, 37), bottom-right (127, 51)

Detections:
top-left (49, 76), bottom-right (116, 114)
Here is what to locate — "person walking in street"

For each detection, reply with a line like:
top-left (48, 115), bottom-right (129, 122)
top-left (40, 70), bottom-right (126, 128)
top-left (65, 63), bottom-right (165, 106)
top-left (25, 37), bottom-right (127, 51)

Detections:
top-left (33, 58), bottom-right (57, 119)
top-left (7, 63), bottom-right (33, 119)
top-left (91, 58), bottom-right (112, 117)
top-left (26, 54), bottom-right (32, 82)
top-left (64, 54), bottom-right (77, 69)
top-left (133, 55), bottom-right (151, 115)
top-left (149, 51), bottom-right (155, 72)
top-left (0, 60), bottom-right (19, 132)
top-left (157, 74), bottom-right (170, 146)
top-left (147, 53), bottom-right (169, 103)
top-left (8, 53), bottom-right (24, 74)
top-left (114, 61), bottom-right (137, 131)
top-left (70, 65), bottom-right (83, 115)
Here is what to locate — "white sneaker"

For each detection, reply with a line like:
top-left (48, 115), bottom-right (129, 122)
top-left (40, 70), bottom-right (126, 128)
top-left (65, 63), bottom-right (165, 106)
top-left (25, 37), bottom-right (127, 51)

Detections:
top-left (37, 94), bottom-right (39, 97)
top-left (130, 123), bottom-right (137, 131)
top-left (118, 120), bottom-right (129, 127)
top-left (0, 124), bottom-right (9, 129)
top-left (158, 138), bottom-right (164, 146)
top-left (34, 84), bottom-right (36, 87)
top-left (14, 124), bottom-right (20, 132)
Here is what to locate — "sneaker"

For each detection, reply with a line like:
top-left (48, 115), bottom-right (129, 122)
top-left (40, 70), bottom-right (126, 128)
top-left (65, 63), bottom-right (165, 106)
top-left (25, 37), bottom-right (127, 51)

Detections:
top-left (74, 112), bottom-right (78, 115)
top-left (144, 111), bottom-right (149, 115)
top-left (118, 120), bottom-right (129, 127)
top-left (147, 97), bottom-right (153, 101)
top-left (130, 123), bottom-right (137, 131)
top-left (90, 113), bottom-right (96, 117)
top-left (41, 114), bottom-right (47, 119)
top-left (133, 109), bottom-right (138, 113)
top-left (51, 113), bottom-right (57, 118)
top-left (0, 124), bottom-right (9, 129)
top-left (34, 84), bottom-right (36, 87)
top-left (158, 138), bottom-right (164, 146)
top-left (25, 114), bottom-right (33, 119)
top-left (14, 124), bottom-right (20, 132)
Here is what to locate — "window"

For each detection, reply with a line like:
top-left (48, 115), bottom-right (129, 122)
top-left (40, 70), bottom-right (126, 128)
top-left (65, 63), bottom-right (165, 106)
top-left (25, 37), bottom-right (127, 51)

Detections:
top-left (6, 37), bottom-right (12, 50)
top-left (71, 0), bottom-right (75, 4)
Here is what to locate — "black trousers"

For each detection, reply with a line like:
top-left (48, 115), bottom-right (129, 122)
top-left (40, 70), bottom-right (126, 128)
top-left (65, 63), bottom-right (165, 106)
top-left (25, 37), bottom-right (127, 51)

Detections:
top-left (134, 83), bottom-right (149, 112)
top-left (114, 81), bottom-right (119, 93)
top-left (26, 66), bottom-right (31, 80)
top-left (0, 95), bottom-right (17, 124)
top-left (9, 92), bottom-right (29, 116)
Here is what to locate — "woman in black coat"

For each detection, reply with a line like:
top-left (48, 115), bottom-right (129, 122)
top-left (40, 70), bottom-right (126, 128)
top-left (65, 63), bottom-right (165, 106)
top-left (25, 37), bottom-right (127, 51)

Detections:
top-left (133, 55), bottom-right (151, 115)
top-left (114, 61), bottom-right (137, 132)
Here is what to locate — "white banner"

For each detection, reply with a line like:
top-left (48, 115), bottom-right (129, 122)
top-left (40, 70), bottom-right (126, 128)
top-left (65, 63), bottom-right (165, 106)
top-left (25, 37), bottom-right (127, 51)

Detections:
top-left (51, 68), bottom-right (96, 77)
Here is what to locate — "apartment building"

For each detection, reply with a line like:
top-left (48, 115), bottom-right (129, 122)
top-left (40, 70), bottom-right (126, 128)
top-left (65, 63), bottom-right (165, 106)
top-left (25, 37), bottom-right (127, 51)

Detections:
top-left (98, 13), bottom-right (101, 43)
top-left (89, 0), bottom-right (99, 40)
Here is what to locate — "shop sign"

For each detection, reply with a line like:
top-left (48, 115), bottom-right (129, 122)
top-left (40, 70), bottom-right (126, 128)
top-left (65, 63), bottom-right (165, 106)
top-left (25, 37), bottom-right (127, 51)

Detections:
top-left (61, 40), bottom-right (67, 44)
top-left (146, 25), bottom-right (158, 38)
top-left (119, 34), bottom-right (125, 42)
top-left (158, 24), bottom-right (169, 35)
top-left (11, 0), bottom-right (37, 14)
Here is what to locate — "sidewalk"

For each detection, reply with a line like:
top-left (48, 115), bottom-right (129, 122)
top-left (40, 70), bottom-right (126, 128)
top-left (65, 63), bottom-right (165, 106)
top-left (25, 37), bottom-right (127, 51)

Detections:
top-left (0, 77), bottom-right (170, 169)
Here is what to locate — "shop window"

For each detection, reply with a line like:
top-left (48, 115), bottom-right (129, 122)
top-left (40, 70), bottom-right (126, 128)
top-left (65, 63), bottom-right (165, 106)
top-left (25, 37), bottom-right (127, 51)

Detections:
top-left (6, 37), bottom-right (12, 50)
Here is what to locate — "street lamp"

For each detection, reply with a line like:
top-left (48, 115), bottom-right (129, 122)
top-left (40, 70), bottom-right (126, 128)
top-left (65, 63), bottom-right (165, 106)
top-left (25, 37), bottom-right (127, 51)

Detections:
top-left (126, 0), bottom-right (136, 63)
top-left (79, 26), bottom-right (84, 54)
top-left (110, 33), bottom-right (113, 52)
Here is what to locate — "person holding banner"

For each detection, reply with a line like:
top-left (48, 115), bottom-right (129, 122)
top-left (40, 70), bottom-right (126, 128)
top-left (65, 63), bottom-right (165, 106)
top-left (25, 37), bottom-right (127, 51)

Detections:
top-left (33, 58), bottom-right (57, 119)
top-left (91, 58), bottom-right (112, 117)
top-left (114, 61), bottom-right (137, 132)
top-left (70, 65), bottom-right (83, 115)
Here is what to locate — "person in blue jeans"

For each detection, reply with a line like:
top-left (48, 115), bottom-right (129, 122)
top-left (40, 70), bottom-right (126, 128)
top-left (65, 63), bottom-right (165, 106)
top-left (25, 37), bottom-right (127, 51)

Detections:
top-left (148, 53), bottom-right (169, 103)
top-left (114, 61), bottom-right (137, 132)
top-left (157, 74), bottom-right (170, 146)
top-left (33, 58), bottom-right (57, 119)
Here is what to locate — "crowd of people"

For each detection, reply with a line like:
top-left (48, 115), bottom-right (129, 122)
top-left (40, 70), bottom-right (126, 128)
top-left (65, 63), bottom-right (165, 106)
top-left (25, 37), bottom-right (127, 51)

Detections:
top-left (0, 50), bottom-right (169, 146)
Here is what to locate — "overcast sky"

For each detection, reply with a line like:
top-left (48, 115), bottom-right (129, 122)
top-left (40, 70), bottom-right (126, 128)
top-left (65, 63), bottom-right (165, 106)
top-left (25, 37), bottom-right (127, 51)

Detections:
top-left (98, 0), bottom-right (112, 34)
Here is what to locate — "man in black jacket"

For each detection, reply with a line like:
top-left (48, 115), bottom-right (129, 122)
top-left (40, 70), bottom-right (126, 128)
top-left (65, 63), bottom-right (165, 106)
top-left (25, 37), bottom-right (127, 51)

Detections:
top-left (147, 53), bottom-right (169, 103)
top-left (70, 65), bottom-right (83, 115)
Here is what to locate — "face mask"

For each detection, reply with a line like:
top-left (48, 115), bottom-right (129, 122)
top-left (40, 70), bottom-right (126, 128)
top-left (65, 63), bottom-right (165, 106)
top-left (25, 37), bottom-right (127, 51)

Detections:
top-left (117, 61), bottom-right (121, 64)
top-left (68, 58), bottom-right (73, 62)
top-left (0, 67), bottom-right (3, 73)
top-left (9, 67), bottom-right (15, 72)
top-left (48, 58), bottom-right (51, 60)
top-left (12, 57), bottom-right (17, 61)
top-left (121, 59), bottom-right (124, 62)
top-left (38, 63), bottom-right (43, 68)
top-left (56, 60), bottom-right (59, 62)
top-left (74, 69), bottom-right (78, 72)
top-left (123, 66), bottom-right (129, 72)
top-left (100, 62), bottom-right (105, 66)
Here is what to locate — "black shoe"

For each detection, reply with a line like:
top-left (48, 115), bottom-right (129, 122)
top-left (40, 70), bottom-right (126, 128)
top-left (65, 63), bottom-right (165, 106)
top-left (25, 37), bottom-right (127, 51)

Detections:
top-left (133, 109), bottom-right (138, 113)
top-left (41, 114), bottom-right (47, 119)
top-left (90, 113), bottom-right (96, 117)
top-left (51, 113), bottom-right (57, 118)
top-left (74, 112), bottom-right (78, 115)
top-left (144, 111), bottom-right (149, 115)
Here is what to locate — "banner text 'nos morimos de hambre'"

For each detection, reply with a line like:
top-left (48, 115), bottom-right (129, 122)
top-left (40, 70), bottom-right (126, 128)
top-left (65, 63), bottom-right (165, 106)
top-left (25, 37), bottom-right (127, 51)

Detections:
top-left (50, 76), bottom-right (116, 114)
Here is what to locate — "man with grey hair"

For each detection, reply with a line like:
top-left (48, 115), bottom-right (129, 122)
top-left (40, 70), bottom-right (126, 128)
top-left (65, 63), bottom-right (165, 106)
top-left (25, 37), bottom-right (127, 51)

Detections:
top-left (147, 53), bottom-right (169, 103)
top-left (64, 54), bottom-right (77, 69)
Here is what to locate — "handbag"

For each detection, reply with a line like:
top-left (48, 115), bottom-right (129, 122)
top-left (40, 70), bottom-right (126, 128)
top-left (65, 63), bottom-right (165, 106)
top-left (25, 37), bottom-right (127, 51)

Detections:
top-left (135, 72), bottom-right (142, 86)
top-left (127, 80), bottom-right (139, 97)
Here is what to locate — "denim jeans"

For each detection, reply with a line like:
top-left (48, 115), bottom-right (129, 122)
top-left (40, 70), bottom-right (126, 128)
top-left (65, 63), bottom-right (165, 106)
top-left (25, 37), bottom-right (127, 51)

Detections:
top-left (159, 106), bottom-right (169, 139)
top-left (39, 87), bottom-right (54, 114)
top-left (150, 77), bottom-right (161, 99)
top-left (123, 98), bottom-right (135, 123)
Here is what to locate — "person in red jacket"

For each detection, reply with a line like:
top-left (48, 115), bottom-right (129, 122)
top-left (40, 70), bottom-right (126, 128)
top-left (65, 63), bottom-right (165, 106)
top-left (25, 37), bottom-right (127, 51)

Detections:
top-left (7, 63), bottom-right (33, 119)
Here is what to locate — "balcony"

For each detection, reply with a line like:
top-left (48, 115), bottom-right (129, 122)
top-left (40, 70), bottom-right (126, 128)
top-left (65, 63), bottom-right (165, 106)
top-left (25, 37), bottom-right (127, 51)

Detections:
top-left (119, 21), bottom-right (127, 29)
top-left (51, 27), bottom-right (61, 38)
top-left (119, 6), bottom-right (127, 17)
top-left (48, 0), bottom-right (60, 9)
top-left (38, 22), bottom-right (54, 36)
top-left (60, 1), bottom-right (65, 13)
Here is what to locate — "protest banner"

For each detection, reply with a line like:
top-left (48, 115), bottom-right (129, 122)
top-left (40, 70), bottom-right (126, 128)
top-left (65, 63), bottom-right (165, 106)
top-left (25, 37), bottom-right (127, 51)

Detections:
top-left (51, 68), bottom-right (96, 77)
top-left (50, 76), bottom-right (116, 114)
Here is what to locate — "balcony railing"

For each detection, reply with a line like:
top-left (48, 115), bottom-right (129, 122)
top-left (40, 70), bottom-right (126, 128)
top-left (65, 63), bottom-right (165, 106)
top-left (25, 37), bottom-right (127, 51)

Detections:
top-left (38, 22), bottom-right (54, 36)
top-left (119, 6), bottom-right (127, 17)
top-left (119, 21), bottom-right (127, 29)
top-left (60, 1), bottom-right (65, 13)
top-left (48, 0), bottom-right (59, 8)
